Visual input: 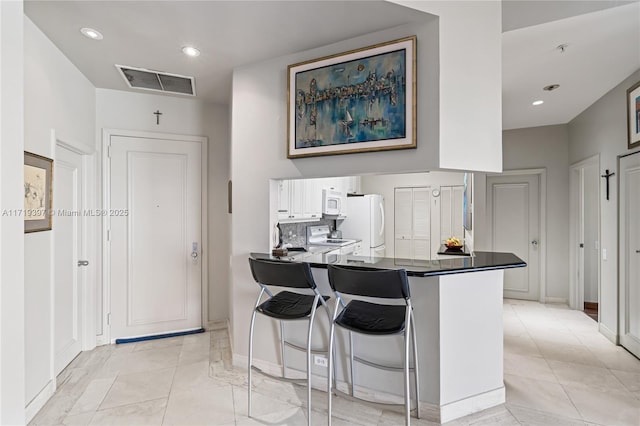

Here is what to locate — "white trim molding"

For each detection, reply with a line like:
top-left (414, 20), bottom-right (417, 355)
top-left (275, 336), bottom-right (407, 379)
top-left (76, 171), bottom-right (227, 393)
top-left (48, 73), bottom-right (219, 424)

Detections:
top-left (25, 380), bottom-right (55, 424)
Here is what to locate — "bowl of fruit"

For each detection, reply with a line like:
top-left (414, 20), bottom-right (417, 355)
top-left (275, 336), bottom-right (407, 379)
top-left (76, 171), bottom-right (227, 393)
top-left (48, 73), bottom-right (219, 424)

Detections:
top-left (445, 237), bottom-right (463, 250)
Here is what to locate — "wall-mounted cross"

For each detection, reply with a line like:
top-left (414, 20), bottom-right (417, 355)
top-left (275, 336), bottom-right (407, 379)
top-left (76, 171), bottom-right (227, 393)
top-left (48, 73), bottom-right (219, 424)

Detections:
top-left (153, 110), bottom-right (163, 125)
top-left (601, 169), bottom-right (615, 201)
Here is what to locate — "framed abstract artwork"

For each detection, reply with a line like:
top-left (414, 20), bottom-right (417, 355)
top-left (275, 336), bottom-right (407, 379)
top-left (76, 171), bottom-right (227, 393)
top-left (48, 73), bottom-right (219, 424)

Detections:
top-left (24, 151), bottom-right (53, 233)
top-left (628, 80), bottom-right (640, 150)
top-left (287, 36), bottom-right (416, 158)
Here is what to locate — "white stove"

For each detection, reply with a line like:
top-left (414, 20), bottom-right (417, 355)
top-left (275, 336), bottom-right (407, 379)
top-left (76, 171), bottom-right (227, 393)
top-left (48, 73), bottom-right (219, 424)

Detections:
top-left (307, 225), bottom-right (356, 247)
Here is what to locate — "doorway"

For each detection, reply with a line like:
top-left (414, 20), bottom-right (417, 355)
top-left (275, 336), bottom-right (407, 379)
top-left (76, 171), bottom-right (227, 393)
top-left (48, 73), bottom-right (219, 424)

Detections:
top-left (569, 155), bottom-right (600, 319)
top-left (103, 130), bottom-right (208, 342)
top-left (619, 150), bottom-right (640, 358)
top-left (54, 145), bottom-right (86, 374)
top-left (486, 170), bottom-right (545, 301)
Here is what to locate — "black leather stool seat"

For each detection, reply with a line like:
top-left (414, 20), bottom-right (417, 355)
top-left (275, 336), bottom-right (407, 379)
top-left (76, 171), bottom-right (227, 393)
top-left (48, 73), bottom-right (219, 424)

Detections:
top-left (336, 300), bottom-right (407, 335)
top-left (257, 291), bottom-right (330, 320)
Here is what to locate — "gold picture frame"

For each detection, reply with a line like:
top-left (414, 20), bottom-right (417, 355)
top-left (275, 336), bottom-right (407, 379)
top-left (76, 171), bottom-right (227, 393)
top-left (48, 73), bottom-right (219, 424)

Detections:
top-left (287, 36), bottom-right (417, 159)
top-left (24, 151), bottom-right (53, 233)
top-left (627, 80), bottom-right (640, 150)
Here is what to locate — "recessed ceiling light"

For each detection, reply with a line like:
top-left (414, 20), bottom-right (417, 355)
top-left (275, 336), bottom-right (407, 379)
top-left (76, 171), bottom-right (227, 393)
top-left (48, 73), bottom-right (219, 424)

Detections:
top-left (80, 27), bottom-right (103, 40)
top-left (532, 100), bottom-right (544, 106)
top-left (182, 46), bottom-right (200, 57)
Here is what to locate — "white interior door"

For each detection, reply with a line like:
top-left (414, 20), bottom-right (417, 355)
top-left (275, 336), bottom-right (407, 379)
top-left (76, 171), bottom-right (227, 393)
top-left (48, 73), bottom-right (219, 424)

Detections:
top-left (620, 152), bottom-right (640, 358)
top-left (487, 174), bottom-right (540, 300)
top-left (54, 146), bottom-right (84, 374)
top-left (109, 136), bottom-right (202, 340)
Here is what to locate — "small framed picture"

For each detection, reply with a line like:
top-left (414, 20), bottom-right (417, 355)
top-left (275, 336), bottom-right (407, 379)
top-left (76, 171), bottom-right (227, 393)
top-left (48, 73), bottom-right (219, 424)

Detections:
top-left (627, 80), bottom-right (640, 150)
top-left (24, 151), bottom-right (53, 233)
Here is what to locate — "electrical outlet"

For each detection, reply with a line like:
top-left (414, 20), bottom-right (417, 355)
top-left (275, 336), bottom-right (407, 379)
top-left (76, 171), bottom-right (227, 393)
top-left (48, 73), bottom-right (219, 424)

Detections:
top-left (313, 355), bottom-right (328, 368)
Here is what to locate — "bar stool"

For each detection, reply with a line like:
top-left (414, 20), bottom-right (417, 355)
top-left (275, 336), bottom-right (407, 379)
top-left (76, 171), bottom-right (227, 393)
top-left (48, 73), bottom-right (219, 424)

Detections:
top-left (326, 265), bottom-right (420, 426)
top-left (247, 258), bottom-right (330, 426)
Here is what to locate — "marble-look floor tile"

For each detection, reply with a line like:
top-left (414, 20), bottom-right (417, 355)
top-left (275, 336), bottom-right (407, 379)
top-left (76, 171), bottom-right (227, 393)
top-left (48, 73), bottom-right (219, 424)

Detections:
top-left (611, 369), bottom-right (640, 393)
top-left (100, 367), bottom-right (175, 410)
top-left (61, 411), bottom-right (95, 426)
top-left (232, 384), bottom-right (302, 419)
top-left (98, 346), bottom-right (181, 377)
top-left (446, 405), bottom-right (519, 426)
top-left (589, 347), bottom-right (640, 373)
top-left (504, 335), bottom-right (542, 358)
top-left (178, 343), bottom-right (210, 366)
top-left (504, 374), bottom-right (581, 420)
top-left (506, 405), bottom-right (587, 426)
top-left (535, 340), bottom-right (605, 368)
top-left (163, 382), bottom-right (235, 425)
top-left (547, 359), bottom-right (629, 393)
top-left (68, 377), bottom-right (116, 415)
top-left (504, 354), bottom-right (556, 382)
top-left (133, 336), bottom-right (184, 352)
top-left (377, 410), bottom-right (438, 426)
top-left (89, 398), bottom-right (167, 425)
top-left (564, 384), bottom-right (640, 426)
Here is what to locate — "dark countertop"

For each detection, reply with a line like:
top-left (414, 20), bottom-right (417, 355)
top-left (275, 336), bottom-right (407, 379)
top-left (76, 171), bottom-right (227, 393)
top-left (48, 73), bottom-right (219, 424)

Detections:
top-left (250, 251), bottom-right (526, 277)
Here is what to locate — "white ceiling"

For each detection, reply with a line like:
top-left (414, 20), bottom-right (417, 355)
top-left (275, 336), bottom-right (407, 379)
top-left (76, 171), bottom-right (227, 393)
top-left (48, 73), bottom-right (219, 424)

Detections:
top-left (25, 1), bottom-right (640, 130)
top-left (24, 1), bottom-right (427, 105)
top-left (502, 1), bottom-right (640, 129)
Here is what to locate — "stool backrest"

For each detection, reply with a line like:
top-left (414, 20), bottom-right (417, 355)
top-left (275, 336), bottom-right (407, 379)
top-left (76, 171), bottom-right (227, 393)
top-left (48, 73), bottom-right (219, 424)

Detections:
top-left (327, 265), bottom-right (410, 299)
top-left (249, 258), bottom-right (317, 289)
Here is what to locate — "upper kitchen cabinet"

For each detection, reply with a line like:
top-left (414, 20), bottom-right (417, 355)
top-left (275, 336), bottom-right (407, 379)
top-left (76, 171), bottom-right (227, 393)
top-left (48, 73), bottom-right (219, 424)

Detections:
top-left (276, 176), bottom-right (360, 222)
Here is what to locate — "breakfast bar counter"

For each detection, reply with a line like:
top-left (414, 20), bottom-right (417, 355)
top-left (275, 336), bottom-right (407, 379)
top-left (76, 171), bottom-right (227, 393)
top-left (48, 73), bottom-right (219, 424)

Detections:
top-left (247, 251), bottom-right (526, 423)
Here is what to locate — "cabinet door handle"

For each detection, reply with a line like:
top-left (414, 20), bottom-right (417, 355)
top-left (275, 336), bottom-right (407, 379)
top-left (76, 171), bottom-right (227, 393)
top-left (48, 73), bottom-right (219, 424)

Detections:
top-left (78, 260), bottom-right (89, 267)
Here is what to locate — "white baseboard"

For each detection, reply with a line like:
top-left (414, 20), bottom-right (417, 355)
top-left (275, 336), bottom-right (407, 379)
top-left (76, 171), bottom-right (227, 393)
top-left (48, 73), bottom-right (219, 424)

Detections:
top-left (440, 386), bottom-right (505, 423)
top-left (234, 352), bottom-right (504, 423)
top-left (25, 379), bottom-right (56, 423)
top-left (545, 297), bottom-right (568, 304)
top-left (599, 323), bottom-right (618, 345)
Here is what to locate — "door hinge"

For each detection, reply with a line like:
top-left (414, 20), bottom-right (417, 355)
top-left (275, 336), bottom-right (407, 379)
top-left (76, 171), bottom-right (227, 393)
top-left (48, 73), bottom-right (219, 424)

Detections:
top-left (107, 229), bottom-right (110, 241)
top-left (106, 313), bottom-right (111, 325)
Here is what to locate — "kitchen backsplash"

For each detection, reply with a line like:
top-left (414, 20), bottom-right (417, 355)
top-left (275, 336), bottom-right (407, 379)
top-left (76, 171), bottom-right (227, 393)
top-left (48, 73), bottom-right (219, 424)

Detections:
top-left (278, 218), bottom-right (335, 247)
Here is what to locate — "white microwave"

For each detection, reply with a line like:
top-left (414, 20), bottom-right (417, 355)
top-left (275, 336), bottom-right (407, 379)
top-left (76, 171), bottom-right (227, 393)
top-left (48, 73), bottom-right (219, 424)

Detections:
top-left (322, 189), bottom-right (346, 216)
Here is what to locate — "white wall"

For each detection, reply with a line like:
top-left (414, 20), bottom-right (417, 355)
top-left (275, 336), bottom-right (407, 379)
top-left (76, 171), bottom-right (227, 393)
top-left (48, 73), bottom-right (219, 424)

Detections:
top-left (390, 0), bottom-right (503, 172)
top-left (0, 1), bottom-right (26, 423)
top-left (568, 68), bottom-right (640, 338)
top-left (475, 125), bottom-right (570, 301)
top-left (95, 89), bottom-right (231, 328)
top-left (359, 171), bottom-right (464, 258)
top-left (23, 16), bottom-right (96, 407)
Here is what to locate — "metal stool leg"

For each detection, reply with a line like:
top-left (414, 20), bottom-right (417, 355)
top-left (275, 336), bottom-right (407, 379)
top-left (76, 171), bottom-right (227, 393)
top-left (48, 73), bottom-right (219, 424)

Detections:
top-left (410, 310), bottom-right (420, 418)
top-left (404, 309), bottom-right (411, 426)
top-left (327, 300), bottom-right (340, 426)
top-left (349, 331), bottom-right (355, 396)
top-left (280, 321), bottom-right (286, 378)
top-left (248, 309), bottom-right (258, 418)
top-left (306, 295), bottom-right (319, 426)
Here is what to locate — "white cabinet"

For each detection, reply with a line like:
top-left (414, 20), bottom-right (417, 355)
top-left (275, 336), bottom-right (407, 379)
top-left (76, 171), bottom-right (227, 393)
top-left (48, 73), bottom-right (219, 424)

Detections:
top-left (277, 179), bottom-right (322, 221)
top-left (345, 176), bottom-right (361, 194)
top-left (303, 179), bottom-right (323, 219)
top-left (394, 187), bottom-right (431, 260)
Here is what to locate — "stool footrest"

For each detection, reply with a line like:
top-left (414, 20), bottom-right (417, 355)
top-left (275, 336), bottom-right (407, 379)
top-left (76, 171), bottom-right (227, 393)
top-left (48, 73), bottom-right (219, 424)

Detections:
top-left (250, 365), bottom-right (307, 384)
top-left (284, 340), bottom-right (329, 355)
top-left (354, 355), bottom-right (415, 372)
top-left (331, 388), bottom-right (418, 411)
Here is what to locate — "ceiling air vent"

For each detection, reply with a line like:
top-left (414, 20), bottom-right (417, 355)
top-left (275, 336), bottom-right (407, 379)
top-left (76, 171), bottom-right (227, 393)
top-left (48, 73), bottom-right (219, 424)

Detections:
top-left (116, 65), bottom-right (195, 96)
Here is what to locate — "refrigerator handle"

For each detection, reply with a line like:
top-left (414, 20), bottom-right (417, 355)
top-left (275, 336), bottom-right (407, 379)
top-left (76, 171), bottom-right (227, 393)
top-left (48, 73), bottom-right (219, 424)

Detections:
top-left (379, 202), bottom-right (385, 238)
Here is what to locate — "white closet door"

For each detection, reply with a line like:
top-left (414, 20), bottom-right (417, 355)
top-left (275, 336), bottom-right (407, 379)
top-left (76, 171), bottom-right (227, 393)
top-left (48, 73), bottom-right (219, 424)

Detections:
top-left (395, 188), bottom-right (412, 259)
top-left (412, 187), bottom-right (430, 260)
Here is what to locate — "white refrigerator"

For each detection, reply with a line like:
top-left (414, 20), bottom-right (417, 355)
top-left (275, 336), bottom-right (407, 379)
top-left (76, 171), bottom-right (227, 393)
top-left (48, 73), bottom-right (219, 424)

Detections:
top-left (339, 194), bottom-right (385, 257)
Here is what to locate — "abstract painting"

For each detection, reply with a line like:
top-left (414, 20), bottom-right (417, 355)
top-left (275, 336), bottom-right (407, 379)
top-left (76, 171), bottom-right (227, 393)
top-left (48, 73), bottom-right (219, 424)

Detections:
top-left (287, 36), bottom-right (416, 158)
top-left (628, 80), bottom-right (640, 150)
top-left (24, 151), bottom-right (53, 232)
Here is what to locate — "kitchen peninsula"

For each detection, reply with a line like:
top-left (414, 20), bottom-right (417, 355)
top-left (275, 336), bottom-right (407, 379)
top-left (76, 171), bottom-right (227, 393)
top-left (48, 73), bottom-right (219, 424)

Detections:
top-left (249, 251), bottom-right (525, 423)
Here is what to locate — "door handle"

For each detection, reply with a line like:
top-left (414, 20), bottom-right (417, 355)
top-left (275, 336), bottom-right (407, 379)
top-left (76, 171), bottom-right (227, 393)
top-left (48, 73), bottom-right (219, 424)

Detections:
top-left (579, 243), bottom-right (584, 248)
top-left (531, 240), bottom-right (538, 246)
top-left (77, 260), bottom-right (89, 266)
top-left (636, 250), bottom-right (640, 253)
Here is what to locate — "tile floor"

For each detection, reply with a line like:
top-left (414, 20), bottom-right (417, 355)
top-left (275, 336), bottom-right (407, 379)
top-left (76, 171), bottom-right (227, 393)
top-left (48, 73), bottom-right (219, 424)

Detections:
top-left (30, 300), bottom-right (640, 426)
